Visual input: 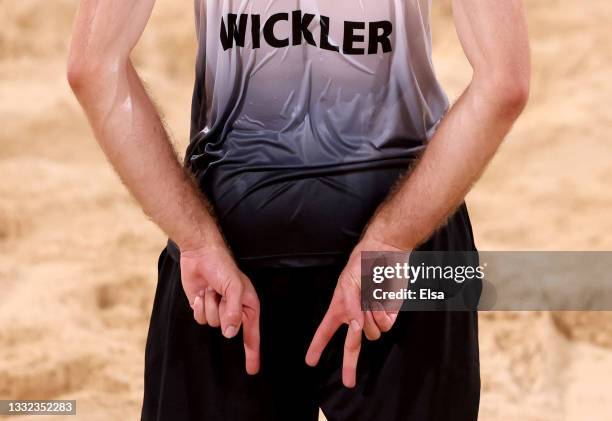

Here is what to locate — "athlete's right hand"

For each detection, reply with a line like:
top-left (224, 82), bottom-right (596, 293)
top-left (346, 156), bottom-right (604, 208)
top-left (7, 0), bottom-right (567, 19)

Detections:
top-left (179, 246), bottom-right (260, 375)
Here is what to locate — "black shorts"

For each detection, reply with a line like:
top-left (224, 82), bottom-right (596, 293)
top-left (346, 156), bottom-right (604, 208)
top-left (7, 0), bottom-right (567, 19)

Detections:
top-left (141, 204), bottom-right (480, 421)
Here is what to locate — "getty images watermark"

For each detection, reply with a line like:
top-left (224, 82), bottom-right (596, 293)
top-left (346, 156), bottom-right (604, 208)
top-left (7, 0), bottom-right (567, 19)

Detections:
top-left (361, 251), bottom-right (612, 311)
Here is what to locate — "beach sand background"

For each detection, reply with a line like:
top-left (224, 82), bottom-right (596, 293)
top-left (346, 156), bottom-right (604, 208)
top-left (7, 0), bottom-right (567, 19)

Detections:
top-left (1, 0), bottom-right (611, 420)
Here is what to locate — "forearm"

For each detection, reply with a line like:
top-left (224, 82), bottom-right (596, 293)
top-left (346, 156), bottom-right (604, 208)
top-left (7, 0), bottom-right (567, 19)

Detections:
top-left (67, 0), bottom-right (226, 253)
top-left (364, 78), bottom-right (526, 249)
top-left (69, 58), bottom-right (225, 253)
top-left (362, 0), bottom-right (529, 250)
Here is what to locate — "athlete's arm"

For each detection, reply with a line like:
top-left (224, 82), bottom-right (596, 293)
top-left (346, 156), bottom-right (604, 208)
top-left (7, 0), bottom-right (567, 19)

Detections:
top-left (365, 0), bottom-right (530, 248)
top-left (67, 0), bottom-right (260, 374)
top-left (307, 0), bottom-right (530, 388)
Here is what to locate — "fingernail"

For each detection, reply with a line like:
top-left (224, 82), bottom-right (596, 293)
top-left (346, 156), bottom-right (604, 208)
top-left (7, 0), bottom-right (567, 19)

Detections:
top-left (192, 296), bottom-right (201, 309)
top-left (389, 313), bottom-right (398, 323)
top-left (350, 320), bottom-right (361, 332)
top-left (224, 325), bottom-right (237, 338)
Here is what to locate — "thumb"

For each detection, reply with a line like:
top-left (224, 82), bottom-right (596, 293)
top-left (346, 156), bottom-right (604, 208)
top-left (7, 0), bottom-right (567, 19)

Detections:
top-left (220, 280), bottom-right (243, 338)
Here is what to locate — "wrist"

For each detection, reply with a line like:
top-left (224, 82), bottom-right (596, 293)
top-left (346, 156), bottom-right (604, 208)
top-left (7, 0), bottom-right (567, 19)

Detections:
top-left (179, 242), bottom-right (231, 259)
top-left (177, 231), bottom-right (230, 259)
top-left (361, 224), bottom-right (415, 252)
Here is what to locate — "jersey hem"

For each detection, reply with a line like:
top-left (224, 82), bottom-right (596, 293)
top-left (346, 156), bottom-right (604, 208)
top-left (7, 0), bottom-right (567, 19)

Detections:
top-left (166, 239), bottom-right (349, 269)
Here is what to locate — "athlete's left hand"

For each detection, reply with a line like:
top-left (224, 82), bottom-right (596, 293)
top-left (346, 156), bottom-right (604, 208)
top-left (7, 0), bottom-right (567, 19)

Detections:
top-left (305, 238), bottom-right (406, 388)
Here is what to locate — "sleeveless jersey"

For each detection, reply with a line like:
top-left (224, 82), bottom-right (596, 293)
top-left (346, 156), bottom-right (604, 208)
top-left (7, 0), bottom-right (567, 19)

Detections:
top-left (186, 0), bottom-right (449, 267)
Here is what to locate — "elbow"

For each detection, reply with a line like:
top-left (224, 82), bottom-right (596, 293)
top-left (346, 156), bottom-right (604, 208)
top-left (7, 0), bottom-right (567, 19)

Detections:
top-left (66, 61), bottom-right (86, 94)
top-left (67, 55), bottom-right (94, 98)
top-left (475, 70), bottom-right (530, 121)
top-left (497, 76), bottom-right (530, 118)
top-left (66, 55), bottom-right (101, 98)
top-left (66, 49), bottom-right (120, 98)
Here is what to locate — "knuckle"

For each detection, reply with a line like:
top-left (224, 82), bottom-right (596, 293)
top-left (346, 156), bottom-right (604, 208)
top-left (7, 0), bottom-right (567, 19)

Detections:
top-left (221, 277), bottom-right (233, 296)
top-left (244, 290), bottom-right (260, 307)
top-left (227, 279), bottom-right (244, 298)
top-left (381, 316), bottom-right (394, 330)
top-left (242, 305), bottom-right (259, 321)
top-left (224, 309), bottom-right (242, 322)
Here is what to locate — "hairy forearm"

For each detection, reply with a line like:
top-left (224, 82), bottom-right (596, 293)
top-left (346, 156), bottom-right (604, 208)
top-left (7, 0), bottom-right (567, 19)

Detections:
top-left (362, 0), bottom-right (529, 250)
top-left (364, 77), bottom-right (527, 250)
top-left (69, 60), bottom-right (225, 252)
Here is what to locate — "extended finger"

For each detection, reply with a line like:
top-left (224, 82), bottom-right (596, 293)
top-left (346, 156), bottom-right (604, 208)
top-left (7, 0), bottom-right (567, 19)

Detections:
top-left (342, 319), bottom-right (363, 388)
top-left (220, 280), bottom-right (243, 338)
top-left (363, 310), bottom-right (381, 340)
top-left (306, 309), bottom-right (341, 367)
top-left (205, 287), bottom-right (221, 327)
top-left (242, 291), bottom-right (261, 375)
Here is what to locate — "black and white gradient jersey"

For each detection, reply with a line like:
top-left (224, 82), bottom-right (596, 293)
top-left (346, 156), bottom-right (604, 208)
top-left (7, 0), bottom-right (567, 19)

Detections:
top-left (185, 0), bottom-right (449, 267)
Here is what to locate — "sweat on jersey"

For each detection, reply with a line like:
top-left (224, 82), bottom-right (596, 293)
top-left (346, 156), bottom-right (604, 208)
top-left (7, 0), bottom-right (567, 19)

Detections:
top-left (184, 0), bottom-right (449, 267)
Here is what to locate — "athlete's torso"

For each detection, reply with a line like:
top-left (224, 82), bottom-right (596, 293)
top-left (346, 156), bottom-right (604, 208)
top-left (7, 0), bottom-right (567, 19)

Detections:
top-left (187, 0), bottom-right (448, 267)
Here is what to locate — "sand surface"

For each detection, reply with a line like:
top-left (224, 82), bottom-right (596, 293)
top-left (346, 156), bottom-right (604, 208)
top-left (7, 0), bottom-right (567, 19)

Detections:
top-left (1, 1), bottom-right (611, 420)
